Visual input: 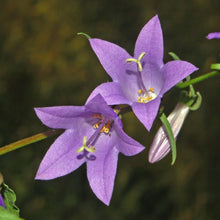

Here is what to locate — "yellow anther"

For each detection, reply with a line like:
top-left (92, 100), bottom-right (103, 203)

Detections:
top-left (147, 96), bottom-right (153, 101)
top-left (149, 87), bottom-right (154, 92)
top-left (103, 127), bottom-right (110, 134)
top-left (137, 97), bottom-right (142, 103)
top-left (93, 123), bottom-right (99, 129)
top-left (138, 89), bottom-right (142, 95)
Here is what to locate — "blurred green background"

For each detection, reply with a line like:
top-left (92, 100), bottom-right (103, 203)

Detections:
top-left (0, 0), bottom-right (219, 219)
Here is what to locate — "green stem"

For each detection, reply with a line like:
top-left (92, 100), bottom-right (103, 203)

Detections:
top-left (177, 70), bottom-right (219, 89)
top-left (0, 129), bottom-right (63, 156)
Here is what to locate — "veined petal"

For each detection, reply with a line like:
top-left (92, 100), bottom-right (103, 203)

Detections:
top-left (35, 130), bottom-right (85, 180)
top-left (87, 135), bottom-right (119, 205)
top-left (86, 82), bottom-right (131, 106)
top-left (132, 97), bottom-right (161, 131)
top-left (34, 106), bottom-right (86, 129)
top-left (160, 60), bottom-right (198, 95)
top-left (89, 38), bottom-right (131, 82)
top-left (134, 15), bottom-right (164, 67)
top-left (149, 103), bottom-right (189, 163)
top-left (113, 123), bottom-right (145, 156)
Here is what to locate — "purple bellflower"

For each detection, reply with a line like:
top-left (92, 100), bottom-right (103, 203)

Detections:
top-left (206, 32), bottom-right (220, 39)
top-left (34, 94), bottom-right (144, 205)
top-left (148, 102), bottom-right (189, 163)
top-left (86, 15), bottom-right (198, 131)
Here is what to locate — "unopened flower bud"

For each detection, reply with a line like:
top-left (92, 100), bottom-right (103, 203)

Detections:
top-left (149, 103), bottom-right (190, 163)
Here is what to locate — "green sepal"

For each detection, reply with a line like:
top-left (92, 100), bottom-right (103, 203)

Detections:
top-left (189, 92), bottom-right (202, 111)
top-left (168, 52), bottom-right (180, 60)
top-left (210, 63), bottom-right (220, 70)
top-left (77, 32), bottom-right (91, 39)
top-left (179, 89), bottom-right (202, 111)
top-left (1, 183), bottom-right (20, 216)
top-left (160, 113), bottom-right (177, 165)
top-left (0, 206), bottom-right (23, 220)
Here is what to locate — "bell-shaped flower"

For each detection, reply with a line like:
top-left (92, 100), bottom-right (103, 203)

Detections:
top-left (206, 32), bottom-right (220, 39)
top-left (34, 94), bottom-right (144, 205)
top-left (148, 102), bottom-right (189, 163)
top-left (86, 15), bottom-right (198, 131)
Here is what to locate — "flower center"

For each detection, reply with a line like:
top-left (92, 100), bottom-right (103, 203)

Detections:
top-left (92, 114), bottom-right (112, 135)
top-left (126, 52), bottom-right (157, 104)
top-left (76, 114), bottom-right (113, 161)
top-left (137, 87), bottom-right (157, 103)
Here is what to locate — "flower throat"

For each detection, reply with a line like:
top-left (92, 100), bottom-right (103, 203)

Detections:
top-left (126, 52), bottom-right (157, 103)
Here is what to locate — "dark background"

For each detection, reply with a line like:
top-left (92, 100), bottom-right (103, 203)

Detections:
top-left (0, 0), bottom-right (219, 219)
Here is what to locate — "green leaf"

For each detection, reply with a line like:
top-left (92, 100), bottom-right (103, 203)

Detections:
top-left (160, 113), bottom-right (177, 165)
top-left (0, 206), bottom-right (23, 220)
top-left (1, 184), bottom-right (19, 216)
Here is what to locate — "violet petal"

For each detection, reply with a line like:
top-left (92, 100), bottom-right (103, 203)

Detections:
top-left (134, 15), bottom-right (164, 68)
top-left (87, 135), bottom-right (119, 205)
top-left (35, 129), bottom-right (86, 180)
top-left (132, 97), bottom-right (161, 131)
top-left (160, 60), bottom-right (198, 96)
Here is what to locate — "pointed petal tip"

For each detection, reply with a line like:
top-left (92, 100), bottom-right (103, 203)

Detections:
top-left (35, 171), bottom-right (48, 180)
top-left (148, 156), bottom-right (157, 164)
top-left (101, 198), bottom-right (111, 206)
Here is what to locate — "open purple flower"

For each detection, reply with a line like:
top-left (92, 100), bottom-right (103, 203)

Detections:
top-left (34, 94), bottom-right (144, 205)
top-left (86, 15), bottom-right (198, 131)
top-left (206, 32), bottom-right (220, 39)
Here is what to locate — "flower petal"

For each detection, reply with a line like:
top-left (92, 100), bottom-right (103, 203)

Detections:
top-left (86, 82), bottom-right (131, 106)
top-left (160, 60), bottom-right (198, 95)
top-left (132, 97), bottom-right (161, 131)
top-left (89, 38), bottom-right (131, 82)
top-left (113, 123), bottom-right (145, 156)
top-left (87, 139), bottom-right (119, 205)
top-left (134, 15), bottom-right (164, 68)
top-left (35, 130), bottom-right (85, 180)
top-left (206, 32), bottom-right (220, 39)
top-left (34, 106), bottom-right (85, 129)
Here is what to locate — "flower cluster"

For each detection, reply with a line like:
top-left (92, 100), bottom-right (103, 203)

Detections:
top-left (35, 15), bottom-right (199, 205)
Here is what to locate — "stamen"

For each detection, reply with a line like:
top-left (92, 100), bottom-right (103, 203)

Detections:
top-left (93, 123), bottom-right (100, 129)
top-left (93, 114), bottom-right (102, 119)
top-left (149, 87), bottom-right (154, 92)
top-left (138, 89), bottom-right (142, 95)
top-left (126, 52), bottom-right (146, 72)
top-left (93, 114), bottom-right (112, 135)
top-left (137, 87), bottom-right (157, 103)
